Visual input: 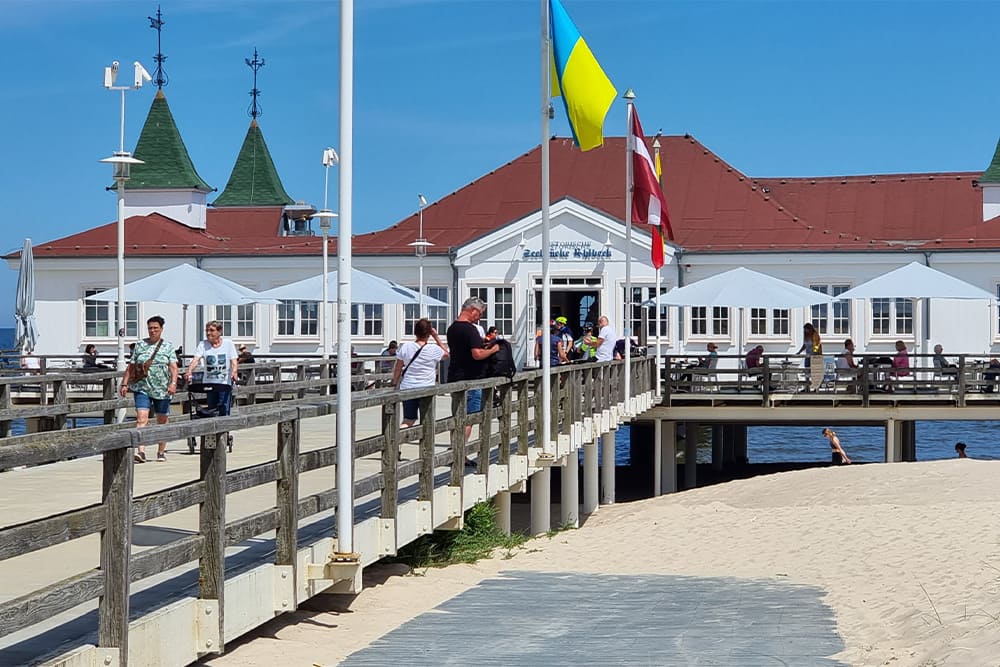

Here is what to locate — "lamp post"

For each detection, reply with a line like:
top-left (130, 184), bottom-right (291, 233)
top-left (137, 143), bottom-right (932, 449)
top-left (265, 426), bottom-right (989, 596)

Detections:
top-left (100, 61), bottom-right (151, 377)
top-left (408, 194), bottom-right (433, 319)
top-left (319, 148), bottom-right (340, 363)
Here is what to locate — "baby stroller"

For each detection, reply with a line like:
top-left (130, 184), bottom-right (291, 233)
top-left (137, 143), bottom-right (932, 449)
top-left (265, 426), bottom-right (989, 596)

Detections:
top-left (186, 382), bottom-right (235, 454)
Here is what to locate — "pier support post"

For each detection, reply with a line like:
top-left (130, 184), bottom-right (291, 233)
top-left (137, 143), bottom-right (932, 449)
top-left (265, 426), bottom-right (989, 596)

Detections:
top-left (530, 467), bottom-right (551, 536)
top-left (901, 421), bottom-right (917, 462)
top-left (495, 490), bottom-right (511, 536)
top-left (684, 422), bottom-right (698, 489)
top-left (885, 419), bottom-right (903, 462)
top-left (711, 425), bottom-right (724, 472)
top-left (735, 425), bottom-right (748, 465)
top-left (600, 430), bottom-right (616, 505)
top-left (652, 419), bottom-right (662, 497)
top-left (560, 450), bottom-right (579, 528)
top-left (583, 437), bottom-right (599, 514)
top-left (661, 420), bottom-right (677, 494)
top-left (722, 425), bottom-right (736, 464)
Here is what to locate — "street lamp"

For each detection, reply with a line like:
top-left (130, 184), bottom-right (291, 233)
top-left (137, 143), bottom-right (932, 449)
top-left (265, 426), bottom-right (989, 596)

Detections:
top-left (100, 60), bottom-right (151, 377)
top-left (408, 194), bottom-right (433, 318)
top-left (319, 148), bottom-right (340, 363)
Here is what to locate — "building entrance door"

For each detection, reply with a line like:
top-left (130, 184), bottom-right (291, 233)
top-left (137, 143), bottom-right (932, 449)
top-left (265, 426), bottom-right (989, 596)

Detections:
top-left (534, 289), bottom-right (600, 340)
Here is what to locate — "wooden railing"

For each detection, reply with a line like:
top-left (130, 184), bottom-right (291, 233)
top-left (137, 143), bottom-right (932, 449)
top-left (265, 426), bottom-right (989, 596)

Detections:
top-left (0, 357), bottom-right (654, 666)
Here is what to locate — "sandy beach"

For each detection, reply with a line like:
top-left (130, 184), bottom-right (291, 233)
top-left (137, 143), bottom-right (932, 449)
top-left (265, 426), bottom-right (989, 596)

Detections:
top-left (206, 459), bottom-right (1000, 667)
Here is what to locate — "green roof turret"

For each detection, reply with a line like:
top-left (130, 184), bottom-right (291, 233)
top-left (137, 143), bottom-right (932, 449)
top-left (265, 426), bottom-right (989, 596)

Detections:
top-left (213, 120), bottom-right (293, 207)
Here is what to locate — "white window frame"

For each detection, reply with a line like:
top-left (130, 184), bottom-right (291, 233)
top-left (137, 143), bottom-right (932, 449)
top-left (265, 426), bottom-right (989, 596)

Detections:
top-left (351, 303), bottom-right (384, 338)
top-left (273, 300), bottom-right (319, 340)
top-left (624, 285), bottom-right (670, 340)
top-left (868, 297), bottom-right (914, 340)
top-left (213, 303), bottom-right (256, 341)
top-left (746, 307), bottom-right (791, 341)
top-left (809, 283), bottom-right (852, 337)
top-left (467, 285), bottom-right (515, 337)
top-left (687, 305), bottom-right (730, 340)
top-left (83, 288), bottom-right (139, 340)
top-left (402, 286), bottom-right (450, 336)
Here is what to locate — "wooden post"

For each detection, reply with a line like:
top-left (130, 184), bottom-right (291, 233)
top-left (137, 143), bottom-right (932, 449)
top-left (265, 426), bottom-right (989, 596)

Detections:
top-left (477, 383), bottom-right (494, 473)
top-left (275, 419), bottom-right (300, 568)
top-left (102, 376), bottom-right (116, 425)
top-left (418, 395), bottom-right (436, 501)
top-left (450, 391), bottom-right (467, 486)
top-left (98, 446), bottom-right (133, 663)
top-left (497, 385), bottom-right (512, 465)
top-left (245, 365), bottom-right (258, 405)
top-left (517, 379), bottom-right (530, 456)
top-left (381, 402), bottom-right (400, 518)
top-left (199, 430), bottom-right (228, 654)
top-left (0, 383), bottom-right (11, 437)
top-left (53, 378), bottom-right (67, 430)
top-left (296, 363), bottom-right (307, 399)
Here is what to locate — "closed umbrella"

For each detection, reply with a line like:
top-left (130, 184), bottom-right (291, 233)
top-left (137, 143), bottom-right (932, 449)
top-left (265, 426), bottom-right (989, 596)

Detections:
top-left (14, 238), bottom-right (38, 354)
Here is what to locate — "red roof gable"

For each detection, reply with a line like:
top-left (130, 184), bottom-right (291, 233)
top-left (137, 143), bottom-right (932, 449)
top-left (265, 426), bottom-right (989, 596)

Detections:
top-left (23, 135), bottom-right (999, 259)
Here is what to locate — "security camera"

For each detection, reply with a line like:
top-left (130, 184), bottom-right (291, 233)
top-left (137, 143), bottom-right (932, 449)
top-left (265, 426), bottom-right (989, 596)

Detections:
top-left (104, 60), bottom-right (120, 88)
top-left (134, 62), bottom-right (152, 87)
top-left (322, 147), bottom-right (339, 167)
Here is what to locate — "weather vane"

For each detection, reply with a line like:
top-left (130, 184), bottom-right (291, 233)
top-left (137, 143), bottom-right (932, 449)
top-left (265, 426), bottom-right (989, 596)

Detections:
top-left (148, 5), bottom-right (168, 89)
top-left (246, 48), bottom-right (265, 120)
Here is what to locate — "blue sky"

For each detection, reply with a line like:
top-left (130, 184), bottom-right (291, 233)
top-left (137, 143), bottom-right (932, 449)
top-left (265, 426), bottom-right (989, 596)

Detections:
top-left (3, 0), bottom-right (1000, 321)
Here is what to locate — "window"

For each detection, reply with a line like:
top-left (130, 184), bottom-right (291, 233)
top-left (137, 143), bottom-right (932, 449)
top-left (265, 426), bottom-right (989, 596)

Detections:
top-left (276, 300), bottom-right (318, 337)
top-left (871, 298), bottom-right (913, 336)
top-left (689, 305), bottom-right (729, 336)
top-left (809, 284), bottom-right (851, 335)
top-left (214, 304), bottom-right (255, 338)
top-left (403, 286), bottom-right (450, 336)
top-left (351, 304), bottom-right (383, 336)
top-left (84, 288), bottom-right (138, 338)
top-left (625, 286), bottom-right (669, 337)
top-left (749, 308), bottom-right (789, 336)
top-left (467, 287), bottom-right (513, 336)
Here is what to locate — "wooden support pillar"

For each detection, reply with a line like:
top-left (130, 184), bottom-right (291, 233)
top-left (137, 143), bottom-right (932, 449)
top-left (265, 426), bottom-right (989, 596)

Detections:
top-left (735, 424), bottom-right (749, 464)
top-left (722, 425), bottom-right (736, 464)
top-left (711, 424), bottom-right (724, 472)
top-left (275, 420), bottom-right (300, 569)
top-left (530, 467), bottom-right (551, 536)
top-left (560, 449), bottom-right (580, 527)
top-left (885, 419), bottom-right (903, 463)
top-left (582, 437), bottom-right (599, 515)
top-left (98, 446), bottom-right (133, 664)
top-left (660, 420), bottom-right (677, 494)
top-left (198, 430), bottom-right (228, 654)
top-left (652, 418), bottom-right (662, 497)
top-left (684, 422), bottom-right (698, 489)
top-left (600, 430), bottom-right (616, 505)
top-left (901, 420), bottom-right (917, 462)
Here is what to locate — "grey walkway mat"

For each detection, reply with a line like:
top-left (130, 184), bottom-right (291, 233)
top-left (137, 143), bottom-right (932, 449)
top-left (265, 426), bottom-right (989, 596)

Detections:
top-left (341, 571), bottom-right (847, 666)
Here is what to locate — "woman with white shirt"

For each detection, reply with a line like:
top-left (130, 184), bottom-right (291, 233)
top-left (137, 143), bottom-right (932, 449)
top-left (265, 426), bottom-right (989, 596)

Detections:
top-left (184, 320), bottom-right (239, 417)
top-left (392, 318), bottom-right (449, 427)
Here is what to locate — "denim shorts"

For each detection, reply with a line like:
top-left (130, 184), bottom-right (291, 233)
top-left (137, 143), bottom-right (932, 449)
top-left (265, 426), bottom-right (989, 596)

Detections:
top-left (134, 391), bottom-right (171, 415)
top-left (466, 388), bottom-right (482, 415)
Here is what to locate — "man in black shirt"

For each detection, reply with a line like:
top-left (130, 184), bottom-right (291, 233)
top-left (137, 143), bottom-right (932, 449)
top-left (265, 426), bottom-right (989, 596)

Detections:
top-left (447, 297), bottom-right (499, 465)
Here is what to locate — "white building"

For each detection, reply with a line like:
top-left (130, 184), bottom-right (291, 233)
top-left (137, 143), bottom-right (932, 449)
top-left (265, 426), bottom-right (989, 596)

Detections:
top-left (9, 87), bottom-right (1000, 367)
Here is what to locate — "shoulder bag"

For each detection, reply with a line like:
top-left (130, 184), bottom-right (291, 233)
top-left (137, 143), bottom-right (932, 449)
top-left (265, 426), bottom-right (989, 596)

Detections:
top-left (396, 344), bottom-right (426, 386)
top-left (130, 339), bottom-right (164, 384)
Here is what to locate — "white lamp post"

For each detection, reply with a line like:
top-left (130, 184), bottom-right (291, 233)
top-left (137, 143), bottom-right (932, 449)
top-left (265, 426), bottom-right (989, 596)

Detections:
top-left (100, 61), bottom-right (151, 377)
top-left (408, 194), bottom-right (433, 319)
top-left (318, 148), bottom-right (340, 363)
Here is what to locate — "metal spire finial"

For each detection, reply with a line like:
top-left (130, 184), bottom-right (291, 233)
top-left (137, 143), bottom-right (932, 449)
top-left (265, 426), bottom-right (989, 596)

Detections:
top-left (148, 5), bottom-right (168, 89)
top-left (245, 48), bottom-right (265, 120)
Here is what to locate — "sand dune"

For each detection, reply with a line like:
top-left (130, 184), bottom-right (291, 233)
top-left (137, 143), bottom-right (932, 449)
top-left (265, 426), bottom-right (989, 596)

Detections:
top-left (208, 460), bottom-right (1000, 666)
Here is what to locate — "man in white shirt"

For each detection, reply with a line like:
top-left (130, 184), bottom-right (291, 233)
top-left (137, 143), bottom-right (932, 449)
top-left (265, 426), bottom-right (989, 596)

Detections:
top-left (587, 315), bottom-right (617, 362)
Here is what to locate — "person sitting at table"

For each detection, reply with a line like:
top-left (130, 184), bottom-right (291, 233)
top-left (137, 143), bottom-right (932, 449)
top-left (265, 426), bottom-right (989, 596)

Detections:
top-left (745, 345), bottom-right (764, 371)
top-left (699, 342), bottom-right (719, 369)
top-left (932, 344), bottom-right (956, 373)
top-left (836, 339), bottom-right (858, 370)
top-left (891, 340), bottom-right (910, 377)
top-left (983, 358), bottom-right (1000, 393)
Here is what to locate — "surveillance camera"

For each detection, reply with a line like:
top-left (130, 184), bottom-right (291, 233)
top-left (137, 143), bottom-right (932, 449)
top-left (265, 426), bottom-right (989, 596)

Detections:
top-left (134, 62), bottom-right (152, 87)
top-left (322, 147), bottom-right (339, 167)
top-left (104, 61), bottom-right (120, 88)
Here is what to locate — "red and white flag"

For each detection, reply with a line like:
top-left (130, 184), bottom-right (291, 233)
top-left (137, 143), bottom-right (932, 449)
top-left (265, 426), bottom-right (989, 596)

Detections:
top-left (629, 107), bottom-right (674, 268)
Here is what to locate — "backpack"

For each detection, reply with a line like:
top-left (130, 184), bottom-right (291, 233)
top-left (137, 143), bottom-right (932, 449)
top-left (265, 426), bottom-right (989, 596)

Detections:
top-left (486, 339), bottom-right (517, 379)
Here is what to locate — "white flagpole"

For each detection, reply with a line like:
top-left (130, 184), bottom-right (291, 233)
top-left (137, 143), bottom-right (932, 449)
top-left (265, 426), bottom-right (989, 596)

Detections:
top-left (624, 92), bottom-right (635, 414)
top-left (653, 137), bottom-right (662, 396)
top-left (335, 0), bottom-right (355, 555)
top-left (540, 0), bottom-right (553, 456)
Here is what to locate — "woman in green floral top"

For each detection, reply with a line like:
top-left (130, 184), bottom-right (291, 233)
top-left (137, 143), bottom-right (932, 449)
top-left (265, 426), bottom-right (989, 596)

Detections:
top-left (119, 315), bottom-right (179, 463)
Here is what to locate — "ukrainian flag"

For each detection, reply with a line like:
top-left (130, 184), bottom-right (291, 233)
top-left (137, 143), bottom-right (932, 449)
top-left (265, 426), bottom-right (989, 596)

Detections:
top-left (550, 0), bottom-right (617, 152)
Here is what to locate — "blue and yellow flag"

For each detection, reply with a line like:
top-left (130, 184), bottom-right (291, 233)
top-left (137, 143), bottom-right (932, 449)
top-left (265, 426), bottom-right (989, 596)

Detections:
top-left (549, 0), bottom-right (617, 152)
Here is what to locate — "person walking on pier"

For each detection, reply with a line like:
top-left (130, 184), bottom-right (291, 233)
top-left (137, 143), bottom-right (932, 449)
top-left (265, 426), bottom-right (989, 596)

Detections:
top-left (798, 323), bottom-right (823, 391)
top-left (394, 318), bottom-right (449, 429)
top-left (447, 297), bottom-right (500, 466)
top-left (120, 316), bottom-right (179, 463)
top-left (822, 428), bottom-right (852, 465)
top-left (184, 320), bottom-right (239, 419)
top-left (586, 315), bottom-right (616, 362)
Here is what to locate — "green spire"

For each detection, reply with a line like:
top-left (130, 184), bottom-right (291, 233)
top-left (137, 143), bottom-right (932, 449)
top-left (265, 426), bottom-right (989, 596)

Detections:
top-left (126, 90), bottom-right (212, 191)
top-left (981, 137), bottom-right (1000, 184)
top-left (213, 120), bottom-right (293, 206)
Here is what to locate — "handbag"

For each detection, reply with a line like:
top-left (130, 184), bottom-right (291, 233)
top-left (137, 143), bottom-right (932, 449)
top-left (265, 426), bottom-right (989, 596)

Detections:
top-left (129, 339), bottom-right (164, 383)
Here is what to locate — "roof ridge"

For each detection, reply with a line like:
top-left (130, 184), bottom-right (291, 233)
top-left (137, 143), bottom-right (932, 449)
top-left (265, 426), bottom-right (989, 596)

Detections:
top-left (125, 91), bottom-right (213, 191)
top-left (213, 121), bottom-right (294, 207)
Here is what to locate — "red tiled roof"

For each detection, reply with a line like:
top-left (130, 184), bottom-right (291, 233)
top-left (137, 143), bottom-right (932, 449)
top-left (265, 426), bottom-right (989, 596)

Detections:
top-left (22, 135), bottom-right (999, 259)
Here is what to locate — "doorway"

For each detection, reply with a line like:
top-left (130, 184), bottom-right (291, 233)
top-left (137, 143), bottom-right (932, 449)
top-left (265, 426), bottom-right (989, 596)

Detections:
top-left (534, 289), bottom-right (600, 340)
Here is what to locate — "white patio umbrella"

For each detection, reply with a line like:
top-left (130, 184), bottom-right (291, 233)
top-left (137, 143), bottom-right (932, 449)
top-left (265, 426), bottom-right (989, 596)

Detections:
top-left (644, 266), bottom-right (835, 355)
top-left (836, 261), bottom-right (995, 358)
top-left (88, 263), bottom-right (277, 354)
top-left (14, 238), bottom-right (38, 354)
top-left (258, 269), bottom-right (447, 306)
